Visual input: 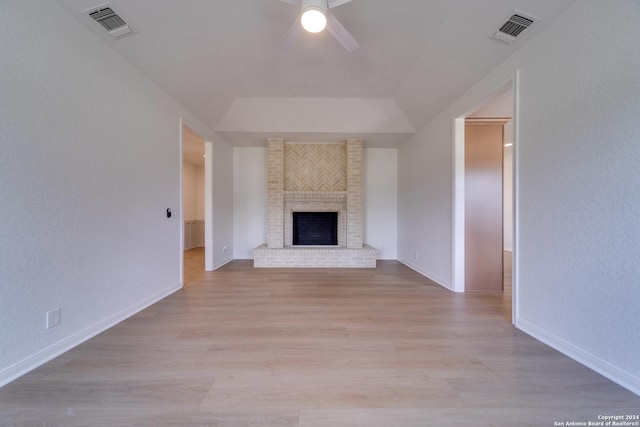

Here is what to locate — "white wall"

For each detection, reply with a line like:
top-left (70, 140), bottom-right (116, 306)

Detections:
top-left (212, 139), bottom-right (234, 268)
top-left (397, 119), bottom-right (453, 287)
top-left (196, 165), bottom-right (205, 221)
top-left (233, 147), bottom-right (398, 260)
top-left (183, 162), bottom-right (198, 221)
top-left (397, 0), bottom-right (640, 394)
top-left (0, 1), bottom-right (221, 386)
top-left (233, 147), bottom-right (268, 259)
top-left (217, 98), bottom-right (415, 134)
top-left (364, 149), bottom-right (397, 259)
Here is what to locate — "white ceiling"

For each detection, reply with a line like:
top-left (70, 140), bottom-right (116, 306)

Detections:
top-left (55, 0), bottom-right (575, 147)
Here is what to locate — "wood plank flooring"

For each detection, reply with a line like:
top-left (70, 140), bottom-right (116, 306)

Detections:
top-left (1, 249), bottom-right (638, 426)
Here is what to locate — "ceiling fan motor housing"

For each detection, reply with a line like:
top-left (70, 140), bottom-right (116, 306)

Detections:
top-left (301, 0), bottom-right (328, 14)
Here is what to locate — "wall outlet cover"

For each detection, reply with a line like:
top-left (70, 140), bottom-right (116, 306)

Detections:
top-left (46, 309), bottom-right (61, 329)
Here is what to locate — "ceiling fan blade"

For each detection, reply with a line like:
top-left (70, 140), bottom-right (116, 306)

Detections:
top-left (325, 11), bottom-right (360, 52)
top-left (279, 0), bottom-right (300, 5)
top-left (327, 0), bottom-right (353, 9)
top-left (279, 19), bottom-right (303, 50)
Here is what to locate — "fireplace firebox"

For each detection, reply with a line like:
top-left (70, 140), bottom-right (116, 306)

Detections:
top-left (292, 212), bottom-right (338, 246)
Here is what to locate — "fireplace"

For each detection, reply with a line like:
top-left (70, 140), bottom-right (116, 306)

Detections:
top-left (293, 212), bottom-right (338, 246)
top-left (254, 139), bottom-right (377, 268)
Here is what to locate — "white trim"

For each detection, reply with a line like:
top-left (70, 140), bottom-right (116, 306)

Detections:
top-left (179, 119), bottom-right (185, 281)
top-left (397, 258), bottom-right (452, 291)
top-left (204, 141), bottom-right (214, 271)
top-left (452, 117), bottom-right (466, 293)
top-left (511, 70), bottom-right (520, 323)
top-left (517, 319), bottom-right (640, 397)
top-left (0, 283), bottom-right (181, 388)
top-left (211, 256), bottom-right (233, 271)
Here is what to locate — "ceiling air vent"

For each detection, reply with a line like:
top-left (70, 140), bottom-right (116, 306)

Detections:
top-left (86, 5), bottom-right (135, 39)
top-left (493, 12), bottom-right (537, 44)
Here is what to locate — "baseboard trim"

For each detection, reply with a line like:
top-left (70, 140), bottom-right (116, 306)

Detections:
top-left (396, 258), bottom-right (452, 291)
top-left (212, 257), bottom-right (233, 270)
top-left (0, 283), bottom-right (181, 388)
top-left (517, 318), bottom-right (640, 396)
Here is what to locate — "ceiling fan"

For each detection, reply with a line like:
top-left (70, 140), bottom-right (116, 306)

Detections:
top-left (279, 0), bottom-right (360, 53)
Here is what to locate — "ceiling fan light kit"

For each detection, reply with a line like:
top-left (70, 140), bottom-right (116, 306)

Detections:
top-left (280, 0), bottom-right (360, 52)
top-left (301, 0), bottom-right (328, 33)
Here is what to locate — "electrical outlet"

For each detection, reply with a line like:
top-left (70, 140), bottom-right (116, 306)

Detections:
top-left (414, 252), bottom-right (419, 260)
top-left (223, 245), bottom-right (227, 253)
top-left (46, 309), bottom-right (61, 329)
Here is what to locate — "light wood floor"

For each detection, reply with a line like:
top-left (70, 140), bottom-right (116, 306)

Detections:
top-left (1, 250), bottom-right (638, 426)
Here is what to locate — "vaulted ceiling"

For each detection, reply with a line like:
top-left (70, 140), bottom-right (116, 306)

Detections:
top-left (55, 0), bottom-right (575, 147)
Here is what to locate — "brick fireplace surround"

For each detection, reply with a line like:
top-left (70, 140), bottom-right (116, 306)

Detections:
top-left (253, 139), bottom-right (377, 268)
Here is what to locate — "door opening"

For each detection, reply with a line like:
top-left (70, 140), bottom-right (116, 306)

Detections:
top-left (181, 123), bottom-right (206, 285)
top-left (453, 76), bottom-right (517, 322)
top-left (464, 117), bottom-right (508, 293)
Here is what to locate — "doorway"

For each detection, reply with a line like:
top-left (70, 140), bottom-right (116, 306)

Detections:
top-left (464, 117), bottom-right (509, 293)
top-left (181, 123), bottom-right (206, 285)
top-left (453, 77), bottom-right (516, 321)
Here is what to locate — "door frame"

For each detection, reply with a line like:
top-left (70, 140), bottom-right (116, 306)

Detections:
top-left (179, 118), bottom-right (214, 286)
top-left (203, 140), bottom-right (213, 271)
top-left (452, 72), bottom-right (519, 323)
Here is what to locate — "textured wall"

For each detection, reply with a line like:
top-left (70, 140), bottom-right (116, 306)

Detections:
top-left (212, 138), bottom-right (235, 268)
top-left (397, 0), bottom-right (640, 394)
top-left (233, 148), bottom-right (268, 259)
top-left (364, 149), bottom-right (398, 259)
top-left (0, 1), bottom-right (219, 385)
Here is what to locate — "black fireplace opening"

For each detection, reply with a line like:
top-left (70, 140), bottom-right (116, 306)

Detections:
top-left (293, 212), bottom-right (338, 246)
